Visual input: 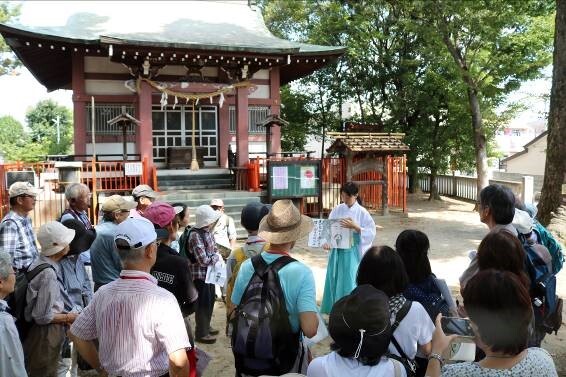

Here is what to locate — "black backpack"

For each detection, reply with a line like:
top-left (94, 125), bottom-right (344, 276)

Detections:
top-left (388, 300), bottom-right (417, 377)
top-left (518, 233), bottom-right (563, 335)
top-left (231, 255), bottom-right (300, 376)
top-left (8, 263), bottom-right (54, 341)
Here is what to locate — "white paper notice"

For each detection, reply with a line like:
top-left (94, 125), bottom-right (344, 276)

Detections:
top-left (205, 259), bottom-right (227, 287)
top-left (300, 166), bottom-right (316, 189)
top-left (273, 166), bottom-right (288, 190)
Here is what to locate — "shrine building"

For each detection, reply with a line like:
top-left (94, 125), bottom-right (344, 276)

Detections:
top-left (0, 1), bottom-right (344, 180)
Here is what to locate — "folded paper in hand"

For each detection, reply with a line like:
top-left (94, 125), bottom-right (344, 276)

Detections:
top-left (206, 259), bottom-right (227, 286)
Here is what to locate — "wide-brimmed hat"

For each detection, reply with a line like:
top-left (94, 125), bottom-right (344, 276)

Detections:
top-left (143, 201), bottom-right (176, 228)
top-left (258, 200), bottom-right (313, 244)
top-left (37, 221), bottom-right (76, 256)
top-left (132, 184), bottom-right (157, 199)
top-left (101, 195), bottom-right (137, 212)
top-left (61, 218), bottom-right (96, 255)
top-left (9, 181), bottom-right (38, 198)
top-left (194, 205), bottom-right (221, 229)
top-left (329, 284), bottom-right (391, 360)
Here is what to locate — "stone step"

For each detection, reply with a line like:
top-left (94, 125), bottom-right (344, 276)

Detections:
top-left (159, 178), bottom-right (233, 187)
top-left (158, 189), bottom-right (266, 238)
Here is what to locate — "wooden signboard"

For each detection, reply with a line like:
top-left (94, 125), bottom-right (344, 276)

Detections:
top-left (267, 160), bottom-right (322, 215)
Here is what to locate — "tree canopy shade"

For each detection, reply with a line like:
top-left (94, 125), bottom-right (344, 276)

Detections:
top-left (538, 0), bottom-right (566, 226)
top-left (0, 2), bottom-right (20, 76)
top-left (261, 0), bottom-right (554, 199)
top-left (411, 0), bottom-right (554, 195)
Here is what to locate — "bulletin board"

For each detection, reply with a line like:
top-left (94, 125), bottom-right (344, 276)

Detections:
top-left (267, 160), bottom-right (322, 201)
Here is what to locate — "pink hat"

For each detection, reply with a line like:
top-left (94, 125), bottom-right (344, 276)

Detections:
top-left (143, 201), bottom-right (176, 228)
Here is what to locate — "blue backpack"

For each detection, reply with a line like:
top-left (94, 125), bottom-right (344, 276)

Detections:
top-left (404, 275), bottom-right (450, 322)
top-left (519, 233), bottom-right (563, 335)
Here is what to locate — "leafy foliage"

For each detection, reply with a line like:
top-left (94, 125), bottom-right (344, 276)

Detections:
top-left (0, 2), bottom-right (21, 76)
top-left (261, 0), bottom-right (554, 196)
top-left (25, 100), bottom-right (73, 156)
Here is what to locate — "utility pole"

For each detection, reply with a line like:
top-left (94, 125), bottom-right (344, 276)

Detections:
top-left (52, 115), bottom-right (61, 144)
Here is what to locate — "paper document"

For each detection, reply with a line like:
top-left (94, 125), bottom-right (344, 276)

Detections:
top-left (308, 218), bottom-right (352, 249)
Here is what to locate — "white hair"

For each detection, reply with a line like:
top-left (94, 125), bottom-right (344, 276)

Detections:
top-left (0, 251), bottom-right (13, 280)
top-left (114, 239), bottom-right (148, 266)
top-left (65, 183), bottom-right (90, 201)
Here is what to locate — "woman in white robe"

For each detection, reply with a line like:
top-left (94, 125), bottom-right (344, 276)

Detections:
top-left (321, 182), bottom-right (376, 313)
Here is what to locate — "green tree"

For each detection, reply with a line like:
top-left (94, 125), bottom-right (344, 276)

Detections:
top-left (280, 86), bottom-right (315, 151)
top-left (538, 0), bottom-right (566, 226)
top-left (0, 115), bottom-right (25, 161)
top-left (25, 100), bottom-right (73, 156)
top-left (420, 0), bottom-right (554, 196)
top-left (0, 2), bottom-right (21, 76)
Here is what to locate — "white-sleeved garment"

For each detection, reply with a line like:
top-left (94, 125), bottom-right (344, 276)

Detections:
top-left (329, 202), bottom-right (376, 258)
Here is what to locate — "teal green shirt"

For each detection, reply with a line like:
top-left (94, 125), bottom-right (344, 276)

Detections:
top-left (231, 252), bottom-right (317, 333)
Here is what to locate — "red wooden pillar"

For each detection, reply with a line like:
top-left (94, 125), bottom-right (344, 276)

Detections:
top-left (72, 53), bottom-right (86, 156)
top-left (270, 67), bottom-right (282, 154)
top-left (138, 81), bottom-right (154, 184)
top-left (218, 103), bottom-right (230, 168)
top-left (235, 87), bottom-right (249, 166)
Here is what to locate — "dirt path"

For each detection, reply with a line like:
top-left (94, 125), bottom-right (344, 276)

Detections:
top-left (197, 194), bottom-right (566, 376)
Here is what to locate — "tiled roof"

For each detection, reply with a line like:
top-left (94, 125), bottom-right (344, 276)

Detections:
top-left (326, 132), bottom-right (410, 153)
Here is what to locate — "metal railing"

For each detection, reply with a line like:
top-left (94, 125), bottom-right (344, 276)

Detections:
top-left (0, 158), bottom-right (150, 230)
top-left (229, 106), bottom-right (270, 134)
top-left (419, 174), bottom-right (525, 202)
top-left (86, 104), bottom-right (136, 135)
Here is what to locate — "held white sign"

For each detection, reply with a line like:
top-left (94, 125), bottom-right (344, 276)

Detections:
top-left (124, 162), bottom-right (143, 176)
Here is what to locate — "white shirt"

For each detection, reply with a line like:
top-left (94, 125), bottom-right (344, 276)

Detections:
top-left (329, 202), bottom-right (376, 258)
top-left (388, 301), bottom-right (434, 359)
top-left (70, 270), bottom-right (191, 377)
top-left (307, 352), bottom-right (407, 377)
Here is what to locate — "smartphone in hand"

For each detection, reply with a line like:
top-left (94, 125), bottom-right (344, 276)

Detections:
top-left (441, 317), bottom-right (474, 337)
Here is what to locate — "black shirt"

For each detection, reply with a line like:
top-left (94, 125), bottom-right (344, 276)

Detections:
top-left (151, 244), bottom-right (198, 316)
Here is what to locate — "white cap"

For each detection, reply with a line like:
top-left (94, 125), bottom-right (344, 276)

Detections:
top-left (114, 217), bottom-right (157, 249)
top-left (210, 198), bottom-right (224, 207)
top-left (9, 181), bottom-right (38, 198)
top-left (195, 205), bottom-right (221, 228)
top-left (37, 221), bottom-right (75, 256)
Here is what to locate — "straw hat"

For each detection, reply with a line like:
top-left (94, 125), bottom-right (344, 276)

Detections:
top-left (258, 200), bottom-right (313, 244)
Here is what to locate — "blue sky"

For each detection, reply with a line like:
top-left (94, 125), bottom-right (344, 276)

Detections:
top-left (0, 1), bottom-right (552, 131)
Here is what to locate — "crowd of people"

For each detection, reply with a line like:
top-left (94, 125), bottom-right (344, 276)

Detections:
top-left (0, 180), bottom-right (563, 377)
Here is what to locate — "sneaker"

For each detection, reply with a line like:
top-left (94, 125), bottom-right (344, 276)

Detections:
top-left (209, 328), bottom-right (220, 336)
top-left (195, 335), bottom-right (217, 344)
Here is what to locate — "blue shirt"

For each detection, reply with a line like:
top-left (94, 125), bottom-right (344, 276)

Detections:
top-left (0, 300), bottom-right (26, 377)
top-left (90, 221), bottom-right (122, 285)
top-left (59, 255), bottom-right (93, 309)
top-left (231, 252), bottom-right (317, 333)
top-left (0, 211), bottom-right (39, 270)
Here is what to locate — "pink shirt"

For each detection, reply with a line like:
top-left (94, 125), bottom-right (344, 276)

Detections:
top-left (71, 270), bottom-right (190, 377)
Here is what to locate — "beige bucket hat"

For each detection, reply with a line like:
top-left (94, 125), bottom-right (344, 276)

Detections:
top-left (37, 221), bottom-right (76, 256)
top-left (258, 200), bottom-right (313, 244)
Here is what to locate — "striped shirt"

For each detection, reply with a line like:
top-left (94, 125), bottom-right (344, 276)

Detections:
top-left (0, 211), bottom-right (39, 270)
top-left (70, 270), bottom-right (191, 377)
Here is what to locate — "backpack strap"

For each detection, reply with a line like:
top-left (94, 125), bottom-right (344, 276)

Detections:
top-left (251, 254), bottom-right (295, 278)
top-left (26, 263), bottom-right (54, 281)
top-left (390, 300), bottom-right (413, 363)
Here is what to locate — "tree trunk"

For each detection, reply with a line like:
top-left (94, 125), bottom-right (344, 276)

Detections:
top-left (538, 0), bottom-right (566, 226)
top-left (429, 167), bottom-right (441, 200)
top-left (407, 152), bottom-right (419, 193)
top-left (467, 87), bottom-right (489, 197)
